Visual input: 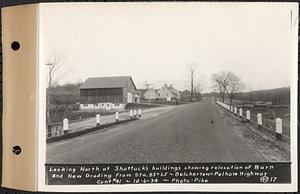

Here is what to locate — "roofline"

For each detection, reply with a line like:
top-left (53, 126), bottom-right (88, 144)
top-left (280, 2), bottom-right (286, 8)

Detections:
top-left (79, 76), bottom-right (136, 90)
top-left (79, 87), bottom-right (124, 90)
top-left (84, 76), bottom-right (131, 79)
top-left (129, 76), bottom-right (137, 90)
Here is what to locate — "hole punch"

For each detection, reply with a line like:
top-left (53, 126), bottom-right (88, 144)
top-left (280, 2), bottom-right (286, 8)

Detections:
top-left (12, 145), bottom-right (22, 155)
top-left (11, 41), bottom-right (20, 51)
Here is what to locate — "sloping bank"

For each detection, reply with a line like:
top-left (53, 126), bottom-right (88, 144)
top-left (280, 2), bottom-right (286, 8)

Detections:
top-left (47, 118), bottom-right (138, 144)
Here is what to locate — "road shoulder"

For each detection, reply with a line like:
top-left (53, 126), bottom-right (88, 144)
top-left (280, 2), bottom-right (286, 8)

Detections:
top-left (217, 105), bottom-right (290, 162)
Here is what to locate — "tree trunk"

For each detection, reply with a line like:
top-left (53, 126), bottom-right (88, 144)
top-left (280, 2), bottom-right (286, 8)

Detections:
top-left (46, 89), bottom-right (51, 123)
top-left (221, 92), bottom-right (225, 103)
top-left (191, 91), bottom-right (193, 102)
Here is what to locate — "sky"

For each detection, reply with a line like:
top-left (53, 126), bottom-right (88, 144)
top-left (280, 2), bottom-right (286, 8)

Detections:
top-left (39, 2), bottom-right (298, 92)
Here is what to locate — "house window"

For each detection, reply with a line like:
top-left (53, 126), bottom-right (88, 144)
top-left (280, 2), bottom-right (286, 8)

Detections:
top-left (107, 104), bottom-right (110, 107)
top-left (94, 104), bottom-right (98, 106)
top-left (115, 103), bottom-right (119, 106)
top-left (84, 104), bottom-right (88, 107)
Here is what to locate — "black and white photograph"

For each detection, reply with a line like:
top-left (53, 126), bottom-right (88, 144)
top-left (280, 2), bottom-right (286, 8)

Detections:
top-left (38, 2), bottom-right (298, 191)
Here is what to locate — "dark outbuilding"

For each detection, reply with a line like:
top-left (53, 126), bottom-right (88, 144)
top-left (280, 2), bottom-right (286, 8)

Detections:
top-left (79, 76), bottom-right (140, 110)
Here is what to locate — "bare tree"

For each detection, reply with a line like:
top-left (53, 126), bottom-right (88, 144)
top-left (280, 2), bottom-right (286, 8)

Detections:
top-left (75, 79), bottom-right (83, 87)
top-left (225, 71), bottom-right (245, 107)
top-left (186, 63), bottom-right (205, 102)
top-left (46, 51), bottom-right (67, 123)
top-left (211, 71), bottom-right (230, 102)
top-left (193, 76), bottom-right (205, 101)
top-left (46, 51), bottom-right (67, 88)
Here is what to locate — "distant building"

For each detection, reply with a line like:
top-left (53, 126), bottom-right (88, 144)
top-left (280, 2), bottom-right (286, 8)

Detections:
top-left (156, 84), bottom-right (180, 101)
top-left (142, 88), bottom-right (157, 100)
top-left (79, 76), bottom-right (140, 110)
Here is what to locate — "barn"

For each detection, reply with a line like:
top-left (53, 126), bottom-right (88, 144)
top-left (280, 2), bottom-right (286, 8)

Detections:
top-left (79, 76), bottom-right (140, 110)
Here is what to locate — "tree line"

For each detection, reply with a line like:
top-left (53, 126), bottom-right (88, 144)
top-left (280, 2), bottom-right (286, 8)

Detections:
top-left (186, 65), bottom-right (289, 106)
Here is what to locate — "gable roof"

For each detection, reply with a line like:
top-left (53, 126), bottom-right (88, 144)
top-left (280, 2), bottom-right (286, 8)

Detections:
top-left (158, 84), bottom-right (179, 97)
top-left (80, 76), bottom-right (137, 90)
top-left (167, 86), bottom-right (179, 95)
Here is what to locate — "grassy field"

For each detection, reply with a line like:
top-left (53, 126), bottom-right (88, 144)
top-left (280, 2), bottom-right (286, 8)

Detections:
top-left (245, 107), bottom-right (290, 125)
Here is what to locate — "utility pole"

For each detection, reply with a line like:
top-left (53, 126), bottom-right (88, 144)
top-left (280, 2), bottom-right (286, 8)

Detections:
top-left (145, 82), bottom-right (152, 109)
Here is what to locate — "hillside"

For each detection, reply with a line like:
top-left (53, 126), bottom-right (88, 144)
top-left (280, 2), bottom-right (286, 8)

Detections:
top-left (203, 87), bottom-right (290, 105)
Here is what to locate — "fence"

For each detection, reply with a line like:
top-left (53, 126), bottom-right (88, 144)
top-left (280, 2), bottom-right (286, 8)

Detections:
top-left (47, 109), bottom-right (142, 138)
top-left (217, 101), bottom-right (290, 140)
top-left (47, 117), bottom-right (90, 138)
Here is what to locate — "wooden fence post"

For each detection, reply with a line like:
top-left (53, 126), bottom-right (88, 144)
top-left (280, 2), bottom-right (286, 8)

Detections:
top-left (63, 118), bottom-right (69, 135)
top-left (239, 108), bottom-right (243, 118)
top-left (257, 113), bottom-right (262, 130)
top-left (276, 118), bottom-right (283, 140)
top-left (234, 107), bottom-right (237, 115)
